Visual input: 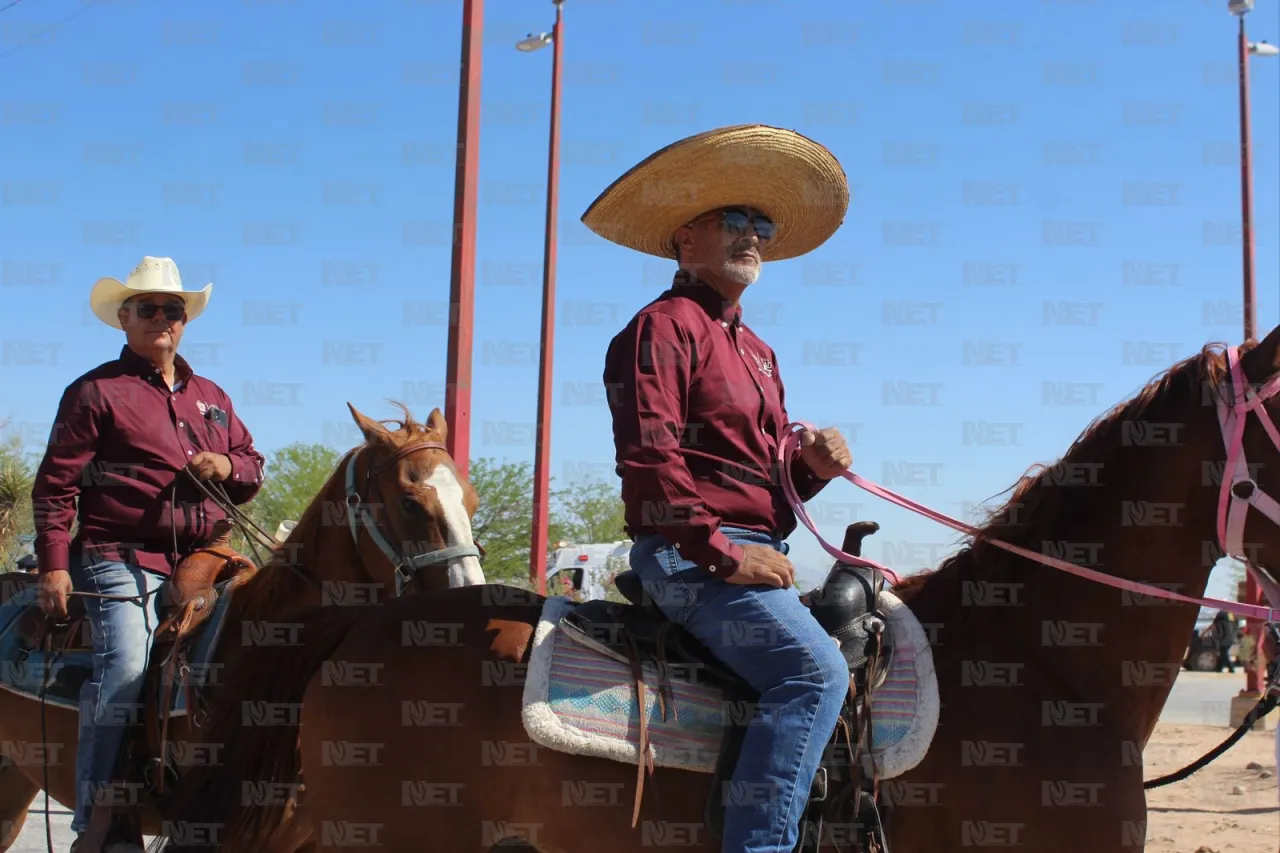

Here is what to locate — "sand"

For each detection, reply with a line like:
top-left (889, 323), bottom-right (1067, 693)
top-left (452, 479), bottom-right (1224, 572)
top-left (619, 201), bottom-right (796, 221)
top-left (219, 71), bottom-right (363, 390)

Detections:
top-left (1145, 722), bottom-right (1278, 853)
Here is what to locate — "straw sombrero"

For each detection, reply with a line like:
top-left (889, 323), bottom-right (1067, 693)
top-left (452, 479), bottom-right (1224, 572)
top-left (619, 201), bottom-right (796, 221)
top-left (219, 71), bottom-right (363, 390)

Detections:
top-left (580, 124), bottom-right (849, 262)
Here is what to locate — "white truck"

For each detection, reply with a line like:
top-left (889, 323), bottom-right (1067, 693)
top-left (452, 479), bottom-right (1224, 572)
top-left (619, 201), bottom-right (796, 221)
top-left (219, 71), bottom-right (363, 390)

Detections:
top-left (546, 540), bottom-right (632, 602)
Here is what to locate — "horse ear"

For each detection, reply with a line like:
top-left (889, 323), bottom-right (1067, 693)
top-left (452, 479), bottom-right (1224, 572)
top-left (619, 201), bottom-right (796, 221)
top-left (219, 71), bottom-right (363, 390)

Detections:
top-left (1240, 323), bottom-right (1280, 383)
top-left (425, 407), bottom-right (448, 442)
top-left (347, 402), bottom-right (393, 447)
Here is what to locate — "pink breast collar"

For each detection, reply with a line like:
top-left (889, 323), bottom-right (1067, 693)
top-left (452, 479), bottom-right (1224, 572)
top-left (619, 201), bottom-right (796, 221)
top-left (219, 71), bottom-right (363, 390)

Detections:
top-left (780, 345), bottom-right (1280, 623)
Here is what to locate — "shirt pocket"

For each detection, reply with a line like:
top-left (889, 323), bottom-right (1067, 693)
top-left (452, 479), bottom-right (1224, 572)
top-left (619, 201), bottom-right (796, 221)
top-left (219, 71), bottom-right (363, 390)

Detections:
top-left (198, 408), bottom-right (231, 452)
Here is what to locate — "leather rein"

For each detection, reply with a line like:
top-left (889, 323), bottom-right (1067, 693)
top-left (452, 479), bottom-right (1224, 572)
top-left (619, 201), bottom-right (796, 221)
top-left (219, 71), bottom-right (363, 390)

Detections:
top-left (780, 344), bottom-right (1280, 799)
top-left (780, 344), bottom-right (1280, 624)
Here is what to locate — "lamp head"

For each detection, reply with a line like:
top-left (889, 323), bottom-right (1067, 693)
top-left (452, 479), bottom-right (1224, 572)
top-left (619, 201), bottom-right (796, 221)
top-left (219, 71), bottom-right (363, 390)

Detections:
top-left (516, 32), bottom-right (553, 52)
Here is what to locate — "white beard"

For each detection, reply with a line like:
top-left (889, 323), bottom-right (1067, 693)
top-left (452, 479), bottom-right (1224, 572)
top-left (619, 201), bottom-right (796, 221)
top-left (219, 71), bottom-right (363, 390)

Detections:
top-left (721, 257), bottom-right (760, 286)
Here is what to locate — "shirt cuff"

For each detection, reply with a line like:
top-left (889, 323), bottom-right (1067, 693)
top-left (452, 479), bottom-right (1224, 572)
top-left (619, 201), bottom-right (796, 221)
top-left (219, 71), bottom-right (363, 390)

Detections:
top-left (790, 455), bottom-right (831, 502)
top-left (37, 541), bottom-right (69, 574)
top-left (227, 452), bottom-right (262, 484)
top-left (685, 531), bottom-right (745, 579)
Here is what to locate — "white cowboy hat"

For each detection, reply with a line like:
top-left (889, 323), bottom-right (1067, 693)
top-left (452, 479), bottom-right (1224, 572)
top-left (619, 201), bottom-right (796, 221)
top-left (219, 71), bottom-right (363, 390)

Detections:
top-left (89, 256), bottom-right (212, 330)
top-left (581, 124), bottom-right (850, 262)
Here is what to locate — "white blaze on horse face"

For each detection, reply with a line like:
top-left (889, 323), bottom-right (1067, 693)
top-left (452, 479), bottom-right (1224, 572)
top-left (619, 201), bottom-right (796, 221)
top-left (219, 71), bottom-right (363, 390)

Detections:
top-left (426, 464), bottom-right (486, 587)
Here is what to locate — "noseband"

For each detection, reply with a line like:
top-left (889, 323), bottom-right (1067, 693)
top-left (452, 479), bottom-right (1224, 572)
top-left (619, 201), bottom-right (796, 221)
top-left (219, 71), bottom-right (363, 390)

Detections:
top-left (343, 440), bottom-right (483, 596)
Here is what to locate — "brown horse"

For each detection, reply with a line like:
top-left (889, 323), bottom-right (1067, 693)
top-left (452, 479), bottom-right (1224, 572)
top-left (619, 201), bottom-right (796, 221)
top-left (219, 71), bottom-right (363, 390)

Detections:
top-left (151, 328), bottom-right (1280, 853)
top-left (0, 402), bottom-right (485, 852)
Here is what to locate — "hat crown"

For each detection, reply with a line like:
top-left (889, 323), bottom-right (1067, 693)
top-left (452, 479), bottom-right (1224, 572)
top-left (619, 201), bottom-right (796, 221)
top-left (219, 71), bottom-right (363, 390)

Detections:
top-left (126, 256), bottom-right (183, 292)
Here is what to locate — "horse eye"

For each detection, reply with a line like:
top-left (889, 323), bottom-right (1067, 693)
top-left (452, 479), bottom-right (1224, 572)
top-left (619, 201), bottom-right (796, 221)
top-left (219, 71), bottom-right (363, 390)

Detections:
top-left (401, 496), bottom-right (420, 513)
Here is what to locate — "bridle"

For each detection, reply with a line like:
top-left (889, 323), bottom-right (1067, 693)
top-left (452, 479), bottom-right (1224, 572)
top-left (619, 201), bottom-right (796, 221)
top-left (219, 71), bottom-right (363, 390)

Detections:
top-left (780, 344), bottom-right (1280, 624)
top-left (1215, 345), bottom-right (1280, 610)
top-left (343, 440), bottom-right (483, 596)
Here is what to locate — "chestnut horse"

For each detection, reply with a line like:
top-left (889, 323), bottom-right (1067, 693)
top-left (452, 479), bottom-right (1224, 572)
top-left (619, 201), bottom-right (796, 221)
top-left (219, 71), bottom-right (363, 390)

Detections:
top-left (0, 402), bottom-right (484, 852)
top-left (152, 329), bottom-right (1280, 853)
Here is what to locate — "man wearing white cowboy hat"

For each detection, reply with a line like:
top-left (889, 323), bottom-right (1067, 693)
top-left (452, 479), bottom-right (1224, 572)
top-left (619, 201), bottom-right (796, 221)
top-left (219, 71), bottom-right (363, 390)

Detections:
top-left (594, 125), bottom-right (855, 853)
top-left (30, 255), bottom-right (265, 852)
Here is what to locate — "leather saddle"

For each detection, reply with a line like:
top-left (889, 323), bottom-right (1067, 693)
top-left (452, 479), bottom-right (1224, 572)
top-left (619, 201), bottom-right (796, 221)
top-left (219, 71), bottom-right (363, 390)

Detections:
top-left (557, 521), bottom-right (895, 852)
top-left (13, 520), bottom-right (252, 653)
top-left (155, 520), bottom-right (255, 636)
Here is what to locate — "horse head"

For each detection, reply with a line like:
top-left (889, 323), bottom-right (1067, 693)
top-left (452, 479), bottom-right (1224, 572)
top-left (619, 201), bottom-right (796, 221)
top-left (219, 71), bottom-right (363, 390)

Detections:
top-left (340, 401), bottom-right (487, 595)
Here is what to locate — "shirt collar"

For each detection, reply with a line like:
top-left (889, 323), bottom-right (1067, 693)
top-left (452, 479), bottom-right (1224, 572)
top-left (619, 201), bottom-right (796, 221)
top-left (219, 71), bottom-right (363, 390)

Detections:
top-left (670, 270), bottom-right (742, 327)
top-left (117, 345), bottom-right (194, 384)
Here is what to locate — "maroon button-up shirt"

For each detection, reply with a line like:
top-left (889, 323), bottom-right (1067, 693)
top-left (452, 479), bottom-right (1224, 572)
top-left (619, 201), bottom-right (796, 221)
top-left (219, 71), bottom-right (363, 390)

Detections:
top-left (32, 345), bottom-right (266, 577)
top-left (603, 271), bottom-right (828, 578)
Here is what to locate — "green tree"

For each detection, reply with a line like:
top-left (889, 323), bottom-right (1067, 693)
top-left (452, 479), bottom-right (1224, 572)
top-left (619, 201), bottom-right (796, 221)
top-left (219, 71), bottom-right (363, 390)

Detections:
top-left (466, 460), bottom-right (628, 587)
top-left (467, 457), bottom-right (572, 583)
top-left (234, 442), bottom-right (342, 551)
top-left (552, 479), bottom-right (626, 544)
top-left (0, 434), bottom-right (35, 571)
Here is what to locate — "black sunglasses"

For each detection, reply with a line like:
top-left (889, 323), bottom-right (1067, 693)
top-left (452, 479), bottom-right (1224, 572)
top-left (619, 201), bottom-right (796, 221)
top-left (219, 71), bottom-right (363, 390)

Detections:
top-left (130, 301), bottom-right (186, 322)
top-left (691, 207), bottom-right (775, 242)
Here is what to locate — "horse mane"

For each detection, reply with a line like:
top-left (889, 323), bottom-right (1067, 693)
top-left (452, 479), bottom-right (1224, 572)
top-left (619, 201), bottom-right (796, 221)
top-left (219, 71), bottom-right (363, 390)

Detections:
top-left (892, 341), bottom-right (1253, 613)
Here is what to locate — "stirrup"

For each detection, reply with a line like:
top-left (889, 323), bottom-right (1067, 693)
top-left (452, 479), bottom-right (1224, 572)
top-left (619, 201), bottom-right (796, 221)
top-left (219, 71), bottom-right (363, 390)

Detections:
top-left (810, 767), bottom-right (829, 803)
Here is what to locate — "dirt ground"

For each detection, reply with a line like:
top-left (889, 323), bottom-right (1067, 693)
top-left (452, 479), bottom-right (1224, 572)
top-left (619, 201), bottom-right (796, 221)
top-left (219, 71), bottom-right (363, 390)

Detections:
top-left (1145, 722), bottom-right (1278, 853)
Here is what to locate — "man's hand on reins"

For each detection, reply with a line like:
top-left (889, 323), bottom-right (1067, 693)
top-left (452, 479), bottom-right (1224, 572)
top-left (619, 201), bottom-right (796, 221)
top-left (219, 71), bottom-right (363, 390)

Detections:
top-left (188, 451), bottom-right (232, 482)
top-left (37, 569), bottom-right (72, 620)
top-left (799, 426), bottom-right (853, 480)
top-left (726, 544), bottom-right (796, 589)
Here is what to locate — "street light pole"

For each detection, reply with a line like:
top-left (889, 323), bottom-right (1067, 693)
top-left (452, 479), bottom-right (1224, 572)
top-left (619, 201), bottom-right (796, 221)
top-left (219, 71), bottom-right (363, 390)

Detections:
top-left (1237, 12), bottom-right (1257, 347)
top-left (444, 0), bottom-right (485, 480)
top-left (520, 1), bottom-right (565, 595)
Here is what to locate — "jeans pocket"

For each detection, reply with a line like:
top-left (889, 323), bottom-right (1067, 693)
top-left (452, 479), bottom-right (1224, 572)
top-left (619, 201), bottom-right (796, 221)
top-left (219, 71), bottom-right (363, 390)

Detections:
top-left (629, 541), bottom-right (699, 625)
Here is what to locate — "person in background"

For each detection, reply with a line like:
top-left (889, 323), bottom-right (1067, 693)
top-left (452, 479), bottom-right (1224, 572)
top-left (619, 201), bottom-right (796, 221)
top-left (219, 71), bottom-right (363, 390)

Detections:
top-left (31, 256), bottom-right (265, 853)
top-left (1209, 609), bottom-right (1240, 673)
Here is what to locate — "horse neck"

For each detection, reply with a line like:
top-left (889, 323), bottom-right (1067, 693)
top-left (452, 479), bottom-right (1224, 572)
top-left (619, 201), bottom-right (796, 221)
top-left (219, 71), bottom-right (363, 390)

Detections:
top-left (914, 377), bottom-right (1224, 738)
top-left (218, 451), bottom-right (390, 642)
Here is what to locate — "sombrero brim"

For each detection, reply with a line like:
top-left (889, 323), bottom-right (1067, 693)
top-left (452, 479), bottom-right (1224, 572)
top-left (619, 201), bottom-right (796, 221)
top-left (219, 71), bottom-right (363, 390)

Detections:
top-left (580, 124), bottom-right (849, 262)
top-left (89, 278), bottom-right (212, 331)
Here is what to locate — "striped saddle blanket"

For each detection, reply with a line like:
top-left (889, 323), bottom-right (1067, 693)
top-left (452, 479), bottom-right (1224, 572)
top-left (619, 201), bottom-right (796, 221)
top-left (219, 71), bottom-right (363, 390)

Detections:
top-left (520, 590), bottom-right (939, 778)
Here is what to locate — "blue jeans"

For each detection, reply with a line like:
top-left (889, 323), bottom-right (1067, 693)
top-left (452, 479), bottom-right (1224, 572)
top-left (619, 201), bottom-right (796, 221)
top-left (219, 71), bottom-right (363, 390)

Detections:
top-left (67, 558), bottom-right (165, 834)
top-left (627, 527), bottom-right (848, 853)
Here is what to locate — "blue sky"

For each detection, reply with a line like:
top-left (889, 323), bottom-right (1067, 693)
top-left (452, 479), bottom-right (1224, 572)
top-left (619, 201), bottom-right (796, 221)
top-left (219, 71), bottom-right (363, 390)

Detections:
top-left (1, 0), bottom-right (1278, 602)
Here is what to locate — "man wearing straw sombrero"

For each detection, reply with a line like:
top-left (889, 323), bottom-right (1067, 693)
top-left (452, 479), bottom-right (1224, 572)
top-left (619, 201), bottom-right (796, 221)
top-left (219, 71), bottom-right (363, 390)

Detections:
top-left (30, 256), bottom-right (265, 852)
top-left (593, 125), bottom-right (854, 853)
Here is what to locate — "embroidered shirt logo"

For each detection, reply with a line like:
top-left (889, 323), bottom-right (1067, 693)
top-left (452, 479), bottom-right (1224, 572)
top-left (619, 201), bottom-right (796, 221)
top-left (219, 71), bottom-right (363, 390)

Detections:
top-left (196, 400), bottom-right (209, 415)
top-left (751, 353), bottom-right (774, 378)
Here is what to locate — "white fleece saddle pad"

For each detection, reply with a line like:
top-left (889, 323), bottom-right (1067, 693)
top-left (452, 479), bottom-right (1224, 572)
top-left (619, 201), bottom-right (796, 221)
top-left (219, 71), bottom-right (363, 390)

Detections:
top-left (520, 591), bottom-right (939, 779)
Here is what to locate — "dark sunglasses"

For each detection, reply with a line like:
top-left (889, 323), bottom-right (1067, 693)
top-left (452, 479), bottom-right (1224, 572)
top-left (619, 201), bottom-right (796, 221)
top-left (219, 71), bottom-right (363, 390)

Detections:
top-left (694, 207), bottom-right (775, 242)
top-left (130, 301), bottom-right (185, 322)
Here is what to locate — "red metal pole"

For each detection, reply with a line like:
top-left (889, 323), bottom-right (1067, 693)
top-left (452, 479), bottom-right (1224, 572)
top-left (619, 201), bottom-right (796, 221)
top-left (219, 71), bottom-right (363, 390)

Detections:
top-left (1236, 14), bottom-right (1263, 697)
top-left (444, 0), bottom-right (484, 480)
top-left (529, 0), bottom-right (564, 595)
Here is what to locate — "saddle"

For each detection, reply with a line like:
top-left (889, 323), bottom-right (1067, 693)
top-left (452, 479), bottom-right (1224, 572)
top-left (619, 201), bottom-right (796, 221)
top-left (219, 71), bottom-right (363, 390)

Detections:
top-left (557, 521), bottom-right (895, 853)
top-left (155, 519), bottom-right (255, 635)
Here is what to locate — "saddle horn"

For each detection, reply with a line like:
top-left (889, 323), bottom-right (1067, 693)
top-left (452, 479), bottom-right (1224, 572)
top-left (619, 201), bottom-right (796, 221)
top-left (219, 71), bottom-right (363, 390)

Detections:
top-left (807, 520), bottom-right (893, 683)
top-left (839, 521), bottom-right (881, 559)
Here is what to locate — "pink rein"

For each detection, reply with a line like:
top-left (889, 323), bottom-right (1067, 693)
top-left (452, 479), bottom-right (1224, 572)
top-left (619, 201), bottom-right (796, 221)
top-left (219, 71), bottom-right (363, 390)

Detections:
top-left (779, 422), bottom-right (1280, 623)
